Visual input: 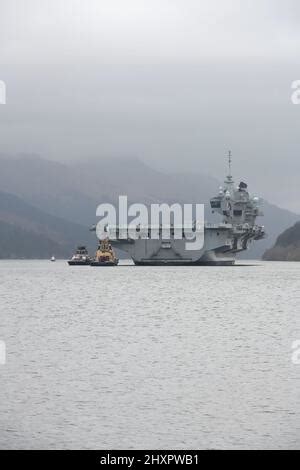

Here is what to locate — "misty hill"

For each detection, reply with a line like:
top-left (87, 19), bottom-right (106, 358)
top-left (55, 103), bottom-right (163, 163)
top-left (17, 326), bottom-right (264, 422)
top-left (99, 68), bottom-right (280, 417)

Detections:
top-left (0, 220), bottom-right (68, 259)
top-left (0, 154), bottom-right (299, 259)
top-left (73, 157), bottom-right (218, 206)
top-left (263, 221), bottom-right (300, 261)
top-left (0, 154), bottom-right (98, 226)
top-left (0, 190), bottom-right (95, 258)
top-left (0, 154), bottom-right (217, 224)
top-left (250, 201), bottom-right (300, 261)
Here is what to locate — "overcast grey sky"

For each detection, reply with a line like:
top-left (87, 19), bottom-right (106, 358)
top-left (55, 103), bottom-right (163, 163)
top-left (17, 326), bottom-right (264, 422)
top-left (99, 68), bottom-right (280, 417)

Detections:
top-left (0, 0), bottom-right (300, 211)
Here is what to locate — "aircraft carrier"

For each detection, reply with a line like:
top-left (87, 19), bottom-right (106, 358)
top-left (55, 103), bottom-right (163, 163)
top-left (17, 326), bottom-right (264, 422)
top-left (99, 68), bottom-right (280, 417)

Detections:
top-left (93, 155), bottom-right (265, 265)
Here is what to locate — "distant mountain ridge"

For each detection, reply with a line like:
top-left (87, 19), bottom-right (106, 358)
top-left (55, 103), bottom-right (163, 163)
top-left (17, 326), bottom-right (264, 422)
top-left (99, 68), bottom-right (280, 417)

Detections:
top-left (0, 154), bottom-right (98, 226)
top-left (0, 154), bottom-right (218, 224)
top-left (0, 220), bottom-right (67, 259)
top-left (0, 154), bottom-right (299, 259)
top-left (0, 190), bottom-right (95, 258)
top-left (263, 221), bottom-right (300, 261)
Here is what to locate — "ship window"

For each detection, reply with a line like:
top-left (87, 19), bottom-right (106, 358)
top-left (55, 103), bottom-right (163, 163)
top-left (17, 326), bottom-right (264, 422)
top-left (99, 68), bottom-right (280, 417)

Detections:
top-left (211, 200), bottom-right (221, 208)
top-left (233, 209), bottom-right (243, 216)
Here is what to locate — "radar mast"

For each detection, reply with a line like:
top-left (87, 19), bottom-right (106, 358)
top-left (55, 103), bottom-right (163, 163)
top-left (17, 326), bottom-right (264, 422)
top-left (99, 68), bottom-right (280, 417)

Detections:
top-left (224, 150), bottom-right (234, 189)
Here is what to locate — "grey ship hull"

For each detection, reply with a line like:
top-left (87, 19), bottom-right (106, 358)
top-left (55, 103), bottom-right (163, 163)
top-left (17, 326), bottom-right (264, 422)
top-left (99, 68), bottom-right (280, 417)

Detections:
top-left (134, 258), bottom-right (235, 266)
top-left (112, 223), bottom-right (264, 266)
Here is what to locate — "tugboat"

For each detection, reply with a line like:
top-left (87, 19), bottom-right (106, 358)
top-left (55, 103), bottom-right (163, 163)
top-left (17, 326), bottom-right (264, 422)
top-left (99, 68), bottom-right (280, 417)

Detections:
top-left (50, 255), bottom-right (56, 262)
top-left (68, 246), bottom-right (91, 265)
top-left (90, 238), bottom-right (118, 266)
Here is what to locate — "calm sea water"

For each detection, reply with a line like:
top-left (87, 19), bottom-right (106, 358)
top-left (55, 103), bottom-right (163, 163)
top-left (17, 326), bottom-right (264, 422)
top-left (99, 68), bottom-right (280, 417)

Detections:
top-left (0, 260), bottom-right (299, 449)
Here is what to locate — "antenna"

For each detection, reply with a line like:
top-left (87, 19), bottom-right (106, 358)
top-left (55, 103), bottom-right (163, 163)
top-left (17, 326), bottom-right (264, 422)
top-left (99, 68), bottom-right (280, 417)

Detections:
top-left (228, 150), bottom-right (232, 177)
top-left (224, 150), bottom-right (234, 185)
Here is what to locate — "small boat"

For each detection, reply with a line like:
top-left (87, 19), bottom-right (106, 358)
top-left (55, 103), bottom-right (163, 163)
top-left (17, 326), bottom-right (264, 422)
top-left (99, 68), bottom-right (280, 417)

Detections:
top-left (68, 246), bottom-right (91, 266)
top-left (50, 255), bottom-right (56, 262)
top-left (90, 238), bottom-right (118, 266)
